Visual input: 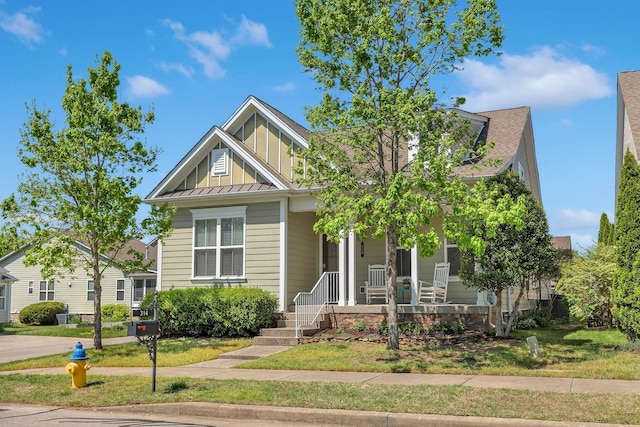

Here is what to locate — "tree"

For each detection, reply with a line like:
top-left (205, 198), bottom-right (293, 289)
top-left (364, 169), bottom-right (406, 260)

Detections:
top-left (612, 150), bottom-right (640, 340)
top-left (2, 52), bottom-right (174, 349)
top-left (295, 0), bottom-right (523, 349)
top-left (597, 213), bottom-right (614, 246)
top-left (459, 171), bottom-right (557, 336)
top-left (555, 243), bottom-right (615, 327)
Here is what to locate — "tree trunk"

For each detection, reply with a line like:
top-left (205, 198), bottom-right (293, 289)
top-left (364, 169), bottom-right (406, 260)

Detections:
top-left (93, 260), bottom-right (103, 350)
top-left (494, 289), bottom-right (506, 337)
top-left (386, 226), bottom-right (399, 350)
top-left (504, 278), bottom-right (527, 335)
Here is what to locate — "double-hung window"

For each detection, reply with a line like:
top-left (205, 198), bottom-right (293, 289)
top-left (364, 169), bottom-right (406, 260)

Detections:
top-left (39, 280), bottom-right (54, 301)
top-left (87, 280), bottom-right (95, 301)
top-left (445, 239), bottom-right (461, 278)
top-left (0, 284), bottom-right (5, 310)
top-left (116, 279), bottom-right (125, 302)
top-left (192, 207), bottom-right (246, 279)
top-left (396, 246), bottom-right (412, 277)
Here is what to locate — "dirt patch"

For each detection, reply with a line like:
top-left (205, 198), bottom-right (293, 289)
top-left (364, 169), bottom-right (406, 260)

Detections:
top-left (301, 328), bottom-right (519, 350)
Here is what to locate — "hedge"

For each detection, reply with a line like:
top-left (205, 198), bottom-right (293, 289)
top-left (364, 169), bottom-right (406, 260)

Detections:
top-left (141, 287), bottom-right (278, 338)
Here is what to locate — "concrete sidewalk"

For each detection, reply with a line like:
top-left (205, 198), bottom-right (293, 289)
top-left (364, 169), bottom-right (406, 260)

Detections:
top-left (2, 339), bottom-right (640, 426)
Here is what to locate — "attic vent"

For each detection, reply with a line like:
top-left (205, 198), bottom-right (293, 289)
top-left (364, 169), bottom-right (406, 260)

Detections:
top-left (211, 148), bottom-right (229, 176)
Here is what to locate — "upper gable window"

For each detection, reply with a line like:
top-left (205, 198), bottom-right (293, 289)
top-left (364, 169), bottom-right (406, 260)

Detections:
top-left (211, 148), bottom-right (229, 176)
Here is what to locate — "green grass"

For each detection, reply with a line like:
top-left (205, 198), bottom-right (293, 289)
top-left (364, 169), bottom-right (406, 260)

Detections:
top-left (0, 337), bottom-right (252, 371)
top-left (0, 323), bottom-right (128, 339)
top-left (0, 374), bottom-right (639, 425)
top-left (1, 324), bottom-right (640, 424)
top-left (239, 325), bottom-right (640, 379)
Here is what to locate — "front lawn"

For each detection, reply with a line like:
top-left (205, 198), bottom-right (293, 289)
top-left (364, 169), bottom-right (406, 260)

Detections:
top-left (0, 322), bottom-right (128, 339)
top-left (239, 325), bottom-right (639, 379)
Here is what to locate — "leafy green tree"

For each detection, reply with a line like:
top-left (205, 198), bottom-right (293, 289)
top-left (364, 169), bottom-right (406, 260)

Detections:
top-left (555, 243), bottom-right (614, 327)
top-left (2, 52), bottom-right (174, 349)
top-left (295, 0), bottom-right (524, 349)
top-left (613, 150), bottom-right (640, 340)
top-left (459, 171), bottom-right (557, 336)
top-left (598, 213), bottom-right (614, 246)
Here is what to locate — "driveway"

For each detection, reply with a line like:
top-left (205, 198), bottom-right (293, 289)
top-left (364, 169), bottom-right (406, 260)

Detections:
top-left (0, 335), bottom-right (136, 363)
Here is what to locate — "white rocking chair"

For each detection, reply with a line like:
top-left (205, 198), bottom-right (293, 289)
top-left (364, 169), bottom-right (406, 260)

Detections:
top-left (365, 264), bottom-right (388, 304)
top-left (419, 262), bottom-right (450, 304)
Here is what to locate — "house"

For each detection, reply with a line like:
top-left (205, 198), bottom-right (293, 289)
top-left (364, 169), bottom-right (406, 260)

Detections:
top-left (616, 70), bottom-right (640, 201)
top-left (144, 95), bottom-right (542, 319)
top-left (0, 238), bottom-right (157, 323)
top-left (0, 266), bottom-right (18, 323)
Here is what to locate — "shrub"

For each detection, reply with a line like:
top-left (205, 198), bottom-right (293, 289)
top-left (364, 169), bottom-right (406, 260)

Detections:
top-left (516, 306), bottom-right (552, 330)
top-left (19, 301), bottom-right (66, 325)
top-left (142, 287), bottom-right (278, 338)
top-left (102, 304), bottom-right (131, 321)
top-left (354, 320), bottom-right (367, 332)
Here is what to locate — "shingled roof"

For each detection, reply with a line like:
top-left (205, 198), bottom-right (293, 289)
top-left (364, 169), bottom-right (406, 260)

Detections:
top-left (618, 71), bottom-right (640, 158)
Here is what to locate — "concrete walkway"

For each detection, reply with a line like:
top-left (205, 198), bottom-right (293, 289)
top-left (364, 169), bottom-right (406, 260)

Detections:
top-left (2, 336), bottom-right (639, 426)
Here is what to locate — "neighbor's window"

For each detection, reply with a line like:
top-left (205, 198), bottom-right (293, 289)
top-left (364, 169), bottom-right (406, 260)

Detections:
top-left (192, 207), bottom-right (246, 278)
top-left (445, 240), bottom-right (461, 277)
top-left (39, 280), bottom-right (54, 301)
top-left (87, 280), bottom-right (94, 301)
top-left (0, 284), bottom-right (5, 310)
top-left (396, 246), bottom-right (412, 277)
top-left (28, 280), bottom-right (34, 295)
top-left (133, 278), bottom-right (156, 303)
top-left (116, 279), bottom-right (125, 302)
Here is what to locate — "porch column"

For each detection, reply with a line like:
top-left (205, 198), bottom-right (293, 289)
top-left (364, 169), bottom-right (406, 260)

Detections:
top-left (338, 236), bottom-right (347, 306)
top-left (348, 231), bottom-right (356, 306)
top-left (411, 245), bottom-right (419, 306)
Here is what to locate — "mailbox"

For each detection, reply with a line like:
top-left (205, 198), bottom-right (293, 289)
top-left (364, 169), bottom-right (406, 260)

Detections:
top-left (127, 320), bottom-right (158, 337)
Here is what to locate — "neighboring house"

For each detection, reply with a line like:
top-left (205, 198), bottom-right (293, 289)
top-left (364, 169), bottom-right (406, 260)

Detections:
top-left (616, 70), bottom-right (640, 202)
top-left (0, 266), bottom-right (18, 323)
top-left (524, 235), bottom-right (572, 303)
top-left (0, 238), bottom-right (157, 322)
top-left (144, 96), bottom-right (542, 312)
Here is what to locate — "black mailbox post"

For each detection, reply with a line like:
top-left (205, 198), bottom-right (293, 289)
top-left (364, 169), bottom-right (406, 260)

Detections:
top-left (127, 320), bottom-right (158, 337)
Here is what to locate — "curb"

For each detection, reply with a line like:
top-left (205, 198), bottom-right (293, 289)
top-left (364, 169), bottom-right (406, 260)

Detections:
top-left (98, 402), bottom-right (630, 427)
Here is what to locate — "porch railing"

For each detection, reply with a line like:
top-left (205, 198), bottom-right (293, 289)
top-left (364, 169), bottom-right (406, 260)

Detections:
top-left (293, 271), bottom-right (339, 338)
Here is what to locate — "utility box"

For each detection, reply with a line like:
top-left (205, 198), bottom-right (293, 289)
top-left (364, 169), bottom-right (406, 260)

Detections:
top-left (127, 320), bottom-right (158, 337)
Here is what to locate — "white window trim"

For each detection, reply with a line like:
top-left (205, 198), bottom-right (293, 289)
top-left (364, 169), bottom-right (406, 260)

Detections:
top-left (211, 148), bottom-right (229, 176)
top-left (28, 280), bottom-right (34, 295)
top-left (444, 239), bottom-right (460, 280)
top-left (190, 206), bottom-right (247, 280)
top-left (87, 280), bottom-right (95, 302)
top-left (39, 279), bottom-right (55, 301)
top-left (116, 279), bottom-right (125, 302)
top-left (0, 284), bottom-right (5, 310)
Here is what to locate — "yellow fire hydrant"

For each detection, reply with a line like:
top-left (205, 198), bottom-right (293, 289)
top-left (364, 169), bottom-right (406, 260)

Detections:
top-left (65, 342), bottom-right (91, 388)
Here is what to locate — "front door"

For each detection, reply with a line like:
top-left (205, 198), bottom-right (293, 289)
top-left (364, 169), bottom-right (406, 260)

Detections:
top-left (322, 235), bottom-right (339, 272)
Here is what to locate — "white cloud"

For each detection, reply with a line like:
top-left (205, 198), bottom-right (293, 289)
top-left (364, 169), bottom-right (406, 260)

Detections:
top-left (126, 75), bottom-right (170, 98)
top-left (162, 16), bottom-right (270, 80)
top-left (560, 118), bottom-right (573, 126)
top-left (0, 7), bottom-right (45, 46)
top-left (272, 82), bottom-right (297, 92)
top-left (456, 46), bottom-right (612, 111)
top-left (158, 62), bottom-right (195, 78)
top-left (231, 15), bottom-right (272, 48)
top-left (555, 208), bottom-right (601, 229)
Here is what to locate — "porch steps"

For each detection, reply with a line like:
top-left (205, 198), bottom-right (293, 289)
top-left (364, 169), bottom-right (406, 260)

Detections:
top-left (254, 311), bottom-right (330, 346)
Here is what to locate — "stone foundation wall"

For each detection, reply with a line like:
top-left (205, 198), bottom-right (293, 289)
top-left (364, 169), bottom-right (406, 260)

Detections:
top-left (323, 304), bottom-right (492, 332)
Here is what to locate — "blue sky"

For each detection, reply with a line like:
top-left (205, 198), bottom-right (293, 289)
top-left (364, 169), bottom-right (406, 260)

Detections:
top-left (0, 1), bottom-right (634, 250)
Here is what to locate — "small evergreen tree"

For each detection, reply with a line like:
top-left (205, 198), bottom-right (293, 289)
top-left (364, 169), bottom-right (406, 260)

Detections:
top-left (613, 150), bottom-right (640, 340)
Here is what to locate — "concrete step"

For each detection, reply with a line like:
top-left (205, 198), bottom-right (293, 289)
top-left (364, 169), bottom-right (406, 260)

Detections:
top-left (253, 336), bottom-right (300, 346)
top-left (260, 327), bottom-right (317, 337)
